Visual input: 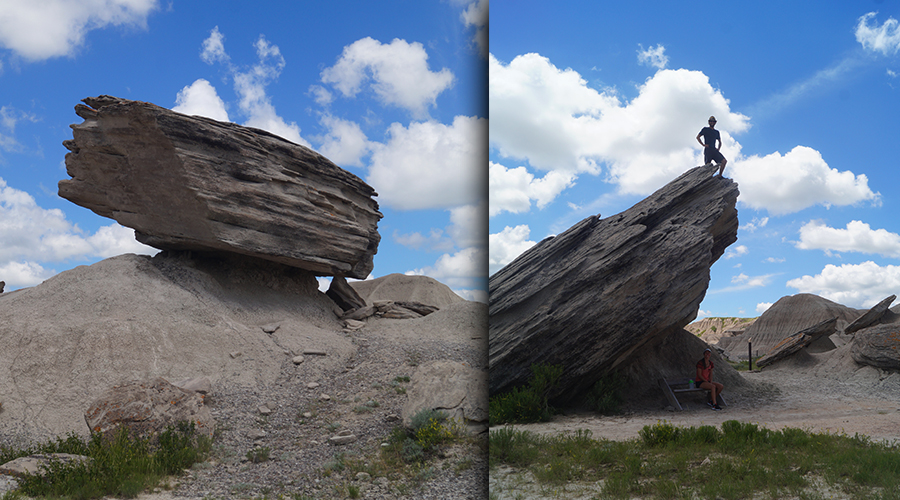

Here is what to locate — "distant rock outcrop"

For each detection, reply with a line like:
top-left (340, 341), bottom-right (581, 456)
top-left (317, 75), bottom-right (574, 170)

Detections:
top-left (59, 96), bottom-right (382, 279)
top-left (725, 294), bottom-right (861, 360)
top-left (350, 273), bottom-right (464, 309)
top-left (489, 164), bottom-right (740, 404)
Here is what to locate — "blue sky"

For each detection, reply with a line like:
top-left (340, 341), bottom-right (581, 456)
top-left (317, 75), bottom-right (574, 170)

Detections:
top-left (490, 1), bottom-right (900, 317)
top-left (0, 1), bottom-right (487, 301)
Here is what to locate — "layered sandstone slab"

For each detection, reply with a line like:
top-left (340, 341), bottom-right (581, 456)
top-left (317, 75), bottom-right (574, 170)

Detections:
top-left (489, 164), bottom-right (740, 404)
top-left (59, 96), bottom-right (382, 278)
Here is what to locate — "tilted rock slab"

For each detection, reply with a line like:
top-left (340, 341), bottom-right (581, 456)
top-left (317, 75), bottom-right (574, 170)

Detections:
top-left (851, 323), bottom-right (900, 370)
top-left (489, 164), bottom-right (739, 404)
top-left (756, 318), bottom-right (837, 368)
top-left (844, 295), bottom-right (896, 336)
top-left (59, 96), bottom-right (382, 279)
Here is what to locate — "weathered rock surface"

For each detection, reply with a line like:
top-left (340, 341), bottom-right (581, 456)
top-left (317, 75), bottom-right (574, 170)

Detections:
top-left (725, 294), bottom-right (861, 360)
top-left (851, 323), bottom-right (900, 370)
top-left (350, 273), bottom-right (464, 308)
top-left (326, 276), bottom-right (368, 312)
top-left (403, 360), bottom-right (488, 434)
top-left (756, 318), bottom-right (838, 368)
top-left (845, 295), bottom-right (896, 335)
top-left (59, 95), bottom-right (381, 279)
top-left (489, 164), bottom-right (739, 404)
top-left (84, 377), bottom-right (214, 439)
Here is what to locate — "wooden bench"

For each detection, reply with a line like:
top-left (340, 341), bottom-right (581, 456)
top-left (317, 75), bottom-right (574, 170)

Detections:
top-left (658, 378), bottom-right (727, 411)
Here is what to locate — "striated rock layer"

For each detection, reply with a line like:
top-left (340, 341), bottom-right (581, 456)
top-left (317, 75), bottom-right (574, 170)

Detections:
top-left (59, 96), bottom-right (382, 279)
top-left (489, 164), bottom-right (739, 404)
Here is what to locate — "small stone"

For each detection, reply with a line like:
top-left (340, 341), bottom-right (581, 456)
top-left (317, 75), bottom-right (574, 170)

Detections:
top-left (303, 349), bottom-right (327, 356)
top-left (384, 414), bottom-right (401, 422)
top-left (329, 432), bottom-right (357, 445)
top-left (246, 429), bottom-right (267, 440)
top-left (261, 323), bottom-right (280, 334)
top-left (355, 471), bottom-right (371, 481)
top-left (343, 319), bottom-right (366, 331)
top-left (258, 406), bottom-right (273, 416)
top-left (319, 394), bottom-right (331, 401)
top-left (307, 382), bottom-right (320, 389)
top-left (230, 351), bottom-right (242, 359)
top-left (302, 412), bottom-right (313, 418)
top-left (292, 356), bottom-right (305, 365)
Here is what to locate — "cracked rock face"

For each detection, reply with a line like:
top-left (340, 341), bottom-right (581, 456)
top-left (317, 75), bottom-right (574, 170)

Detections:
top-left (489, 164), bottom-right (740, 405)
top-left (59, 96), bottom-right (382, 279)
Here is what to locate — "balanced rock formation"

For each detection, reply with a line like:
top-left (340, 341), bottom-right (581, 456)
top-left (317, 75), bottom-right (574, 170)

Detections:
top-left (725, 294), bottom-right (861, 360)
top-left (489, 164), bottom-right (739, 404)
top-left (59, 96), bottom-right (381, 279)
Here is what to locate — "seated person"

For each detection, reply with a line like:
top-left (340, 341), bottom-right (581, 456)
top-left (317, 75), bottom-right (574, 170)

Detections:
top-left (696, 348), bottom-right (724, 410)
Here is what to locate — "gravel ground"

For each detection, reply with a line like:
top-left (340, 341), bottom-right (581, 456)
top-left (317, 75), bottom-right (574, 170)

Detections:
top-left (0, 307), bottom-right (488, 500)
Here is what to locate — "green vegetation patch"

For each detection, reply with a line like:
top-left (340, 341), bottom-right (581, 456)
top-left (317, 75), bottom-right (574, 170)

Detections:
top-left (0, 421), bottom-right (210, 499)
top-left (490, 420), bottom-right (900, 500)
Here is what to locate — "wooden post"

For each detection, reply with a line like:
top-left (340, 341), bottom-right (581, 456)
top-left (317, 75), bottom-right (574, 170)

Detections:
top-left (748, 338), bottom-right (753, 372)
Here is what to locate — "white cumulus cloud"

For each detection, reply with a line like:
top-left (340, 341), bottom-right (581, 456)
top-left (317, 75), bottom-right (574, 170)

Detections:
top-left (368, 115), bottom-right (486, 211)
top-left (316, 115), bottom-right (370, 168)
top-left (0, 0), bottom-right (159, 61)
top-left (489, 161), bottom-right (575, 216)
top-left (172, 79), bottom-right (230, 122)
top-left (756, 302), bottom-right (773, 314)
top-left (321, 37), bottom-right (454, 118)
top-left (796, 220), bottom-right (900, 258)
top-left (460, 0), bottom-right (488, 59)
top-left (725, 245), bottom-right (749, 259)
top-left (732, 146), bottom-right (879, 215)
top-left (407, 246), bottom-right (485, 292)
top-left (489, 53), bottom-right (749, 196)
top-left (856, 12), bottom-right (900, 56)
top-left (489, 224), bottom-right (537, 275)
top-left (637, 43), bottom-right (668, 69)
top-left (0, 178), bottom-right (156, 288)
top-left (787, 261), bottom-right (900, 308)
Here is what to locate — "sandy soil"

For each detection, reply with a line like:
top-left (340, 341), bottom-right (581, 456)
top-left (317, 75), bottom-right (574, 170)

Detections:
top-left (511, 369), bottom-right (900, 444)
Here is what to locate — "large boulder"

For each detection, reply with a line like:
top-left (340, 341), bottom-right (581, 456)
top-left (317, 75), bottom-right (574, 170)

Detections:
top-left (84, 378), bottom-right (214, 439)
top-left (489, 164), bottom-right (739, 404)
top-left (851, 323), bottom-right (900, 370)
top-left (402, 360), bottom-right (487, 434)
top-left (59, 96), bottom-right (381, 279)
top-left (725, 294), bottom-right (861, 360)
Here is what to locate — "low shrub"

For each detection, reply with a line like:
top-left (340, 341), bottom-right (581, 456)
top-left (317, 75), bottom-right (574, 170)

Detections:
top-left (584, 372), bottom-right (623, 415)
top-left (489, 363), bottom-right (562, 425)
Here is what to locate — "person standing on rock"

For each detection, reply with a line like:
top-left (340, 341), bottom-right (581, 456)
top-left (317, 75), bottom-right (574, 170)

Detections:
top-left (696, 348), bottom-right (724, 410)
top-left (696, 116), bottom-right (727, 177)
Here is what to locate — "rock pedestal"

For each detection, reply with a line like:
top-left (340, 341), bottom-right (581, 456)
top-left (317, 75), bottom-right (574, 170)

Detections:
top-left (59, 96), bottom-right (382, 279)
top-left (489, 164), bottom-right (739, 404)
